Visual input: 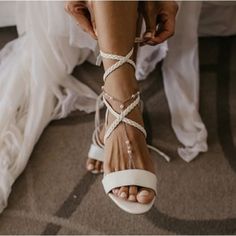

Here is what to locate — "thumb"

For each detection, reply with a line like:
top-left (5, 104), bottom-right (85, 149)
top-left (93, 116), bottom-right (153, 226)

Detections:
top-left (142, 3), bottom-right (157, 40)
top-left (65, 1), bottom-right (97, 40)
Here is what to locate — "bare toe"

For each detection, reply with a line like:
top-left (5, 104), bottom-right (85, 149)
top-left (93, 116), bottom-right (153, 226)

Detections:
top-left (137, 188), bottom-right (155, 204)
top-left (118, 186), bottom-right (129, 200)
top-left (100, 165), bottom-right (104, 173)
top-left (128, 186), bottom-right (137, 202)
top-left (95, 160), bottom-right (102, 173)
top-left (112, 188), bottom-right (120, 196)
top-left (86, 158), bottom-right (96, 172)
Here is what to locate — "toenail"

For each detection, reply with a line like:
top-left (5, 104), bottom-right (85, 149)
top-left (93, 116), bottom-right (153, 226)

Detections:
top-left (120, 192), bottom-right (127, 198)
top-left (87, 164), bottom-right (94, 170)
top-left (128, 195), bottom-right (136, 201)
top-left (114, 189), bottom-right (119, 194)
top-left (138, 190), bottom-right (149, 197)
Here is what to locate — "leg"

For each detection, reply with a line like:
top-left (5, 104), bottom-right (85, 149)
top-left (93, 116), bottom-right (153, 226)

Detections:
top-left (86, 4), bottom-right (142, 174)
top-left (93, 1), bottom-right (155, 204)
top-left (86, 1), bottom-right (139, 173)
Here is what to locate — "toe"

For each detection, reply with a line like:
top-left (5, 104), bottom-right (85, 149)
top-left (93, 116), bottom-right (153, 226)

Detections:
top-left (118, 186), bottom-right (129, 200)
top-left (136, 188), bottom-right (155, 204)
top-left (112, 188), bottom-right (120, 196)
top-left (100, 164), bottom-right (104, 173)
top-left (128, 186), bottom-right (137, 202)
top-left (95, 160), bottom-right (102, 173)
top-left (86, 158), bottom-right (96, 172)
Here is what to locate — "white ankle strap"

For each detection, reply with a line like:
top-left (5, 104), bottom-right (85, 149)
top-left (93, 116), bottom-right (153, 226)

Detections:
top-left (99, 48), bottom-right (136, 82)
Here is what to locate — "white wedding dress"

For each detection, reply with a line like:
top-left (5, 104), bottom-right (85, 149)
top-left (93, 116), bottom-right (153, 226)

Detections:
top-left (1, 1), bottom-right (236, 214)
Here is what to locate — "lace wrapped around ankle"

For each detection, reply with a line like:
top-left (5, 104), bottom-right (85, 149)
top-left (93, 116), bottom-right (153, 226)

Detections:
top-left (99, 46), bottom-right (160, 214)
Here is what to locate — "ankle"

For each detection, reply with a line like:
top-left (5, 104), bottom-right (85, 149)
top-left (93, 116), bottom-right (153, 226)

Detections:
top-left (103, 74), bottom-right (139, 102)
top-left (103, 90), bottom-right (144, 126)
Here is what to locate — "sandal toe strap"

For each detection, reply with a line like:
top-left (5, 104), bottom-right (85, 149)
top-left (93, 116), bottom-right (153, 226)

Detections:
top-left (102, 169), bottom-right (157, 195)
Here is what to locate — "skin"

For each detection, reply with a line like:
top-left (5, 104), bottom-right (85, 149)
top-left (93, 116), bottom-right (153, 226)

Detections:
top-left (65, 1), bottom-right (178, 44)
top-left (65, 1), bottom-right (178, 204)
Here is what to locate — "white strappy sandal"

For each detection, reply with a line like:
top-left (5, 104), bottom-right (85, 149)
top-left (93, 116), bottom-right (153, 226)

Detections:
top-left (95, 47), bottom-right (163, 214)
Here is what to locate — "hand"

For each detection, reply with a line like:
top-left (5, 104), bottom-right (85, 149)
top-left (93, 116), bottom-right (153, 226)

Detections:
top-left (139, 1), bottom-right (178, 45)
top-left (65, 1), bottom-right (178, 44)
top-left (65, 1), bottom-right (97, 40)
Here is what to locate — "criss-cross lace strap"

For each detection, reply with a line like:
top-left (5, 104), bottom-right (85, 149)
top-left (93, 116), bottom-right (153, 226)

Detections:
top-left (103, 94), bottom-right (147, 143)
top-left (100, 48), bottom-right (136, 82)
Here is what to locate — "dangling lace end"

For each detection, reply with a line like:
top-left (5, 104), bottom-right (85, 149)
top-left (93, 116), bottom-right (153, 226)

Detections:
top-left (147, 144), bottom-right (171, 162)
top-left (96, 54), bottom-right (102, 66)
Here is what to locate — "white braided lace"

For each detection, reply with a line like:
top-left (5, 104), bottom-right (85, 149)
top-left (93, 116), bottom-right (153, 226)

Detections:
top-left (100, 48), bottom-right (136, 82)
top-left (103, 93), bottom-right (146, 142)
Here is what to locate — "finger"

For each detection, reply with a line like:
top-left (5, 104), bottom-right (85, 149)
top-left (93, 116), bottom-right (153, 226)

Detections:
top-left (86, 1), bottom-right (97, 37)
top-left (76, 11), bottom-right (97, 39)
top-left (65, 2), bottom-right (97, 39)
top-left (141, 3), bottom-right (158, 40)
top-left (156, 19), bottom-right (175, 43)
top-left (147, 15), bottom-right (175, 45)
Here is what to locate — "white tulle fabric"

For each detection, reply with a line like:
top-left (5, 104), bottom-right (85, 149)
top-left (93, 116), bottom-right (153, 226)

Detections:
top-left (0, 1), bottom-right (99, 212)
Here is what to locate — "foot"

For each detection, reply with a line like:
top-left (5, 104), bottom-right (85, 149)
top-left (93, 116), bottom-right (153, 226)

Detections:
top-left (86, 126), bottom-right (105, 174)
top-left (103, 97), bottom-right (155, 204)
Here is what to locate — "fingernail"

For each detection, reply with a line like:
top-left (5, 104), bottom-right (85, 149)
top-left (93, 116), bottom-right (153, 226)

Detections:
top-left (120, 192), bottom-right (127, 199)
top-left (144, 32), bottom-right (152, 39)
top-left (138, 190), bottom-right (149, 197)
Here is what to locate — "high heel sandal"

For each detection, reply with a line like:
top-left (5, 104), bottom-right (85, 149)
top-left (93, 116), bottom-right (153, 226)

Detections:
top-left (98, 47), bottom-right (160, 214)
